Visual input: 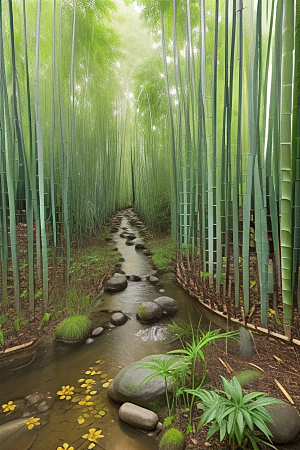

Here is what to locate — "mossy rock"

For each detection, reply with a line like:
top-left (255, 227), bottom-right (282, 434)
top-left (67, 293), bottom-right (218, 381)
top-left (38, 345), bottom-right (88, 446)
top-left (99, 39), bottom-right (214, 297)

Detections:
top-left (159, 428), bottom-right (185, 450)
top-left (55, 315), bottom-right (91, 343)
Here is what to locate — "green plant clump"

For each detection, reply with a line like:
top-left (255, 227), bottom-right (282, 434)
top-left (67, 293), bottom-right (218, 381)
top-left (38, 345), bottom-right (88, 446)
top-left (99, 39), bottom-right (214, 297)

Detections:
top-left (145, 234), bottom-right (175, 273)
top-left (55, 315), bottom-right (91, 342)
top-left (159, 428), bottom-right (185, 450)
top-left (192, 376), bottom-right (281, 450)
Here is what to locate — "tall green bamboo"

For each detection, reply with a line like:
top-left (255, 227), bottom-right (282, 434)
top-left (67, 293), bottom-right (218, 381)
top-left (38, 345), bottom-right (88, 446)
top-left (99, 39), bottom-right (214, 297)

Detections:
top-left (280, 0), bottom-right (295, 337)
top-left (35, 0), bottom-right (48, 309)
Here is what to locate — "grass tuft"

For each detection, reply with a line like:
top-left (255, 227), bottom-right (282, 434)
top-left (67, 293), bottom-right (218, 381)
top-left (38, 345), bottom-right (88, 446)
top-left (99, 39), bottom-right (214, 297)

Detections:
top-left (55, 315), bottom-right (91, 342)
top-left (145, 233), bottom-right (175, 273)
top-left (159, 428), bottom-right (185, 450)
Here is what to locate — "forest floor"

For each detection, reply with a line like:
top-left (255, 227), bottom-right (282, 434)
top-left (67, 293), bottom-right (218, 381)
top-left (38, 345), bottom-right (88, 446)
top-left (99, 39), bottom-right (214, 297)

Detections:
top-left (171, 333), bottom-right (300, 449)
top-left (1, 211), bottom-right (300, 449)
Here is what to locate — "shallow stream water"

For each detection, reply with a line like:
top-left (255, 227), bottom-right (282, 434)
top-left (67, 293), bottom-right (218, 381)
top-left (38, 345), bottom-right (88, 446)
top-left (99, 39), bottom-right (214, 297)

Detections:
top-left (0, 217), bottom-right (215, 450)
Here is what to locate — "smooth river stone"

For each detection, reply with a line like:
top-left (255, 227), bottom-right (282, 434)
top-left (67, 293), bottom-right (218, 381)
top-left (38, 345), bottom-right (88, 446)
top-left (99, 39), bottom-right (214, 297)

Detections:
top-left (136, 302), bottom-right (164, 323)
top-left (266, 401), bottom-right (300, 444)
top-left (153, 296), bottom-right (178, 315)
top-left (110, 312), bottom-right (128, 326)
top-left (91, 327), bottom-right (104, 336)
top-left (0, 418), bottom-right (38, 450)
top-left (119, 402), bottom-right (158, 430)
top-left (104, 273), bottom-right (128, 293)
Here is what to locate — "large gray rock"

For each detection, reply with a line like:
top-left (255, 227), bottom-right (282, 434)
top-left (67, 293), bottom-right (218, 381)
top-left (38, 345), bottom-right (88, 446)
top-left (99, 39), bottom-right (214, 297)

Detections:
top-left (136, 302), bottom-right (164, 323)
top-left (266, 401), bottom-right (300, 444)
top-left (154, 296), bottom-right (178, 315)
top-left (110, 354), bottom-right (174, 409)
top-left (119, 402), bottom-right (158, 430)
top-left (104, 273), bottom-right (128, 293)
top-left (0, 418), bottom-right (38, 450)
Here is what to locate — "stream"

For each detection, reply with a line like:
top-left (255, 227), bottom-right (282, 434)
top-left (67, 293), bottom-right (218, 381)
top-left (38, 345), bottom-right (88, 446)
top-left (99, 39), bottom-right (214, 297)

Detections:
top-left (0, 216), bottom-right (215, 450)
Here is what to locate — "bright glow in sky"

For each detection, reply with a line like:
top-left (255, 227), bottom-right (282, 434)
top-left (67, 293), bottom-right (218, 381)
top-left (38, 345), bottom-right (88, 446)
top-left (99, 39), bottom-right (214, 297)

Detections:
top-left (132, 1), bottom-right (143, 13)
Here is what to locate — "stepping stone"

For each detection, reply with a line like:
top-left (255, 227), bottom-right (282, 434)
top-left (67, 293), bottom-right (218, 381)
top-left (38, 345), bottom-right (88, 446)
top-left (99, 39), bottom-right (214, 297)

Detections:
top-left (136, 302), bottom-right (164, 323)
top-left (104, 274), bottom-right (128, 292)
top-left (154, 296), bottom-right (178, 315)
top-left (135, 242), bottom-right (146, 249)
top-left (110, 312), bottom-right (128, 326)
top-left (149, 275), bottom-right (160, 285)
top-left (110, 354), bottom-right (174, 409)
top-left (119, 403), bottom-right (158, 430)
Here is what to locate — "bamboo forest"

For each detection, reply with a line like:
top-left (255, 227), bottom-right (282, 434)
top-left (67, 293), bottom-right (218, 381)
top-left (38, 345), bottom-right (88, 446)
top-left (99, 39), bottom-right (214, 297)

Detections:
top-left (0, 0), bottom-right (300, 448)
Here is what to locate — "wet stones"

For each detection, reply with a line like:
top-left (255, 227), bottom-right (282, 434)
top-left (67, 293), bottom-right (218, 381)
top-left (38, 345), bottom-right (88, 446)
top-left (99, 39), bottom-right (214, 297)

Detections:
top-left (125, 240), bottom-right (135, 246)
top-left (127, 274), bottom-right (142, 282)
top-left (136, 302), bottom-right (164, 323)
top-left (119, 403), bottom-right (158, 430)
top-left (153, 296), bottom-right (178, 315)
top-left (110, 312), bottom-right (128, 326)
top-left (104, 273), bottom-right (128, 293)
top-left (136, 297), bottom-right (178, 323)
top-left (149, 275), bottom-right (160, 285)
top-left (110, 354), bottom-right (174, 409)
top-left (266, 401), bottom-right (300, 444)
top-left (91, 326), bottom-right (104, 336)
top-left (0, 418), bottom-right (38, 450)
top-left (135, 241), bottom-right (146, 250)
top-left (0, 392), bottom-right (52, 450)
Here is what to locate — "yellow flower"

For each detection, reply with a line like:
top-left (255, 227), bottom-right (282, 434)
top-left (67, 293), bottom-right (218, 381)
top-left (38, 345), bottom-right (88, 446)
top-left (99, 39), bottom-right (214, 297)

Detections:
top-left (88, 444), bottom-right (95, 449)
top-left (57, 385), bottom-right (75, 400)
top-left (85, 367), bottom-right (101, 376)
top-left (57, 444), bottom-right (74, 450)
top-left (78, 395), bottom-right (93, 407)
top-left (79, 379), bottom-right (96, 389)
top-left (2, 401), bottom-right (17, 412)
top-left (82, 428), bottom-right (104, 442)
top-left (25, 416), bottom-right (40, 430)
top-left (77, 415), bottom-right (85, 425)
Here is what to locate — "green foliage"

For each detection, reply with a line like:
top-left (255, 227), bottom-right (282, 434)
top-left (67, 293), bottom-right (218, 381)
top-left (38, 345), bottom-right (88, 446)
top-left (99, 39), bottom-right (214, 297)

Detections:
top-left (0, 314), bottom-right (8, 326)
top-left (55, 315), bottom-right (91, 342)
top-left (167, 318), bottom-right (193, 342)
top-left (145, 234), bottom-right (175, 272)
top-left (38, 313), bottom-right (51, 331)
top-left (191, 376), bottom-right (280, 450)
top-left (64, 290), bottom-right (92, 316)
top-left (168, 322), bottom-right (238, 431)
top-left (13, 318), bottom-right (28, 333)
top-left (159, 428), bottom-right (185, 450)
top-left (34, 290), bottom-right (43, 300)
top-left (137, 355), bottom-right (190, 416)
top-left (235, 370), bottom-right (263, 386)
top-left (0, 330), bottom-right (4, 346)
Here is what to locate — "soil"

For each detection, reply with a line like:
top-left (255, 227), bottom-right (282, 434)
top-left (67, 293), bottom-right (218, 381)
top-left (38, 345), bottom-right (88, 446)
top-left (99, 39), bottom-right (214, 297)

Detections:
top-left (171, 333), bottom-right (300, 449)
top-left (1, 212), bottom-right (300, 449)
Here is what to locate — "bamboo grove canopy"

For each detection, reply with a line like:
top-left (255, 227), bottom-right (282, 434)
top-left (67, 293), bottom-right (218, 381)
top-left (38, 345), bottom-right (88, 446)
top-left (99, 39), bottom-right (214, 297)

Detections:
top-left (0, 0), bottom-right (299, 340)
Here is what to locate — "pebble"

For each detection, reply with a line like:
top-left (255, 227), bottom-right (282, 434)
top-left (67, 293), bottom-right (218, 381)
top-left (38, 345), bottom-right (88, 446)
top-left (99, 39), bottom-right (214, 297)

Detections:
top-left (85, 338), bottom-right (94, 344)
top-left (92, 327), bottom-right (104, 336)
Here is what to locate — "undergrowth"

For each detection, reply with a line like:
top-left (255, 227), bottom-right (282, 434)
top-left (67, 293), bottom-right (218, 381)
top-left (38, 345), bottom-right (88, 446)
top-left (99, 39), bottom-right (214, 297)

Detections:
top-left (144, 232), bottom-right (175, 273)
